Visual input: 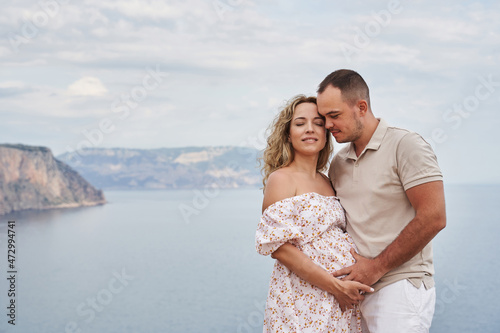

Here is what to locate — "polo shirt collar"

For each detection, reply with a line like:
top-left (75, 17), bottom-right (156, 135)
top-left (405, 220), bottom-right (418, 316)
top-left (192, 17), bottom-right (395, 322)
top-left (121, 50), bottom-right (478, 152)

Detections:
top-left (343, 118), bottom-right (388, 160)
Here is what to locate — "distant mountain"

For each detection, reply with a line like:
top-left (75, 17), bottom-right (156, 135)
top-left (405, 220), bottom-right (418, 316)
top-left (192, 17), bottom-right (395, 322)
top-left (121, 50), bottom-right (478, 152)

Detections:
top-left (0, 144), bottom-right (106, 215)
top-left (57, 146), bottom-right (262, 190)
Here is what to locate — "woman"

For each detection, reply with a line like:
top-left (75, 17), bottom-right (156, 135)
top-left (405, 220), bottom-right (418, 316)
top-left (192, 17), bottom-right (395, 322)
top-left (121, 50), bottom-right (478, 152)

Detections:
top-left (255, 95), bottom-right (372, 332)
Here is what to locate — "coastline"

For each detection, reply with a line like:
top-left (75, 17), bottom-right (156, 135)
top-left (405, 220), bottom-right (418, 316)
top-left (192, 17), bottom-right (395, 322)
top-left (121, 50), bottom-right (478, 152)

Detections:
top-left (0, 200), bottom-right (107, 216)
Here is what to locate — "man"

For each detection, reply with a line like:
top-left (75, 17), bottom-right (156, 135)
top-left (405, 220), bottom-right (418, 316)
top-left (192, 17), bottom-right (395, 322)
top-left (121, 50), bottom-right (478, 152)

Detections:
top-left (272, 69), bottom-right (446, 332)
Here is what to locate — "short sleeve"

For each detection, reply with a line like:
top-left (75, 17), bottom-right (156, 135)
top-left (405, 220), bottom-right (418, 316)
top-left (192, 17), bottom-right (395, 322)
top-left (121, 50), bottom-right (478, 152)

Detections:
top-left (255, 199), bottom-right (303, 256)
top-left (396, 132), bottom-right (443, 191)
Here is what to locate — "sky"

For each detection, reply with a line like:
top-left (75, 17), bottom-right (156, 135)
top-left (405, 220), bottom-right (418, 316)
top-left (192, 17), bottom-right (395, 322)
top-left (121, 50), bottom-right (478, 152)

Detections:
top-left (0, 0), bottom-right (499, 184)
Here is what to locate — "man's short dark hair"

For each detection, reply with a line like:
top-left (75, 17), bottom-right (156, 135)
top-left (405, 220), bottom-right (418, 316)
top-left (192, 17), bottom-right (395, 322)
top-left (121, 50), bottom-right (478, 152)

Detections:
top-left (317, 69), bottom-right (370, 107)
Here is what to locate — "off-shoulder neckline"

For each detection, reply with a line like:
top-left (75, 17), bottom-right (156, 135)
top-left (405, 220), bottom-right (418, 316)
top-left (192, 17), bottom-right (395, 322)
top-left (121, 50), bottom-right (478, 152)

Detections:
top-left (263, 192), bottom-right (339, 214)
top-left (296, 192), bottom-right (338, 199)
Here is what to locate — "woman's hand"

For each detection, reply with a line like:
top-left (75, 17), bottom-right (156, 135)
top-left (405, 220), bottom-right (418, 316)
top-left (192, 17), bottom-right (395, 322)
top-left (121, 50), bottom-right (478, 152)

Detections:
top-left (271, 243), bottom-right (375, 312)
top-left (331, 279), bottom-right (374, 312)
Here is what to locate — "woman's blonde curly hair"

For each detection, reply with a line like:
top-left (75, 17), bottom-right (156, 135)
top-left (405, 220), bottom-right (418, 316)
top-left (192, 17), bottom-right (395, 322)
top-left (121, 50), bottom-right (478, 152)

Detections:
top-left (260, 95), bottom-right (333, 189)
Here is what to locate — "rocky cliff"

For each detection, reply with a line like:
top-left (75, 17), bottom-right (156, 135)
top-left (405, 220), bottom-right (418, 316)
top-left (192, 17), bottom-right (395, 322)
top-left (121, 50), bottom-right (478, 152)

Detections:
top-left (57, 146), bottom-right (261, 190)
top-left (0, 144), bottom-right (106, 215)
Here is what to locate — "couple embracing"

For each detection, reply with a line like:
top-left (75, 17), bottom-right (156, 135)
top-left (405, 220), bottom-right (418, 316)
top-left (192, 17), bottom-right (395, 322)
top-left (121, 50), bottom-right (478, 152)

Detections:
top-left (256, 69), bottom-right (446, 332)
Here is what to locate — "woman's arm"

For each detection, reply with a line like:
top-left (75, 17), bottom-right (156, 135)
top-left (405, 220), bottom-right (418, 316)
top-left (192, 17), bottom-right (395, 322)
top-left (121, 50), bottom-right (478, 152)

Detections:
top-left (272, 243), bottom-right (373, 311)
top-left (261, 170), bottom-right (373, 311)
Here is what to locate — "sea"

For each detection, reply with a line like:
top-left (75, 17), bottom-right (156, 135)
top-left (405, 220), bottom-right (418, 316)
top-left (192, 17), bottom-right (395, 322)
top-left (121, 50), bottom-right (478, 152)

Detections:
top-left (0, 184), bottom-right (498, 333)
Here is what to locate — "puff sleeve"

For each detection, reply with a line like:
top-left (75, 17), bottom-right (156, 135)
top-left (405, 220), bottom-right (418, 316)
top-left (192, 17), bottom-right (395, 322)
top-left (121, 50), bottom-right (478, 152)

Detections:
top-left (255, 194), bottom-right (334, 256)
top-left (255, 198), bottom-right (302, 256)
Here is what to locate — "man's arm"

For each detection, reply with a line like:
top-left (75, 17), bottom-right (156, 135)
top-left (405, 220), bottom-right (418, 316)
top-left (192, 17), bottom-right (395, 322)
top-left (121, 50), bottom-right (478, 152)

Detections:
top-left (333, 180), bottom-right (446, 285)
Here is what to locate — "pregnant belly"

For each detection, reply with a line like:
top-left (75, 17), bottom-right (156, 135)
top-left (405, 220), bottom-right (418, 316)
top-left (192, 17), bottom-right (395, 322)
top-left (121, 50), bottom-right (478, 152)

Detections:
top-left (299, 226), bottom-right (357, 274)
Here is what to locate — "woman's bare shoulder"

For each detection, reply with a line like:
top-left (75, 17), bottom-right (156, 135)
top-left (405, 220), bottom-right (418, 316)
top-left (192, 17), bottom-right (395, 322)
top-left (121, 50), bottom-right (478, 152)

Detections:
top-left (268, 167), bottom-right (294, 183)
top-left (262, 168), bottom-right (296, 212)
top-left (318, 172), bottom-right (336, 196)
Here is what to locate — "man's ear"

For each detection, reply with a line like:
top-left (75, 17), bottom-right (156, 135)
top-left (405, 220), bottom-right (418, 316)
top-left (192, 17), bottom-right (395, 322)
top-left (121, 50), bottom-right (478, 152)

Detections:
top-left (358, 100), bottom-right (368, 115)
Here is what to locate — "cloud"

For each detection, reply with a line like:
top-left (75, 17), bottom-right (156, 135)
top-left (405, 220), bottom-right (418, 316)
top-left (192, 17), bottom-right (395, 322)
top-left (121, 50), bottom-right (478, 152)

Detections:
top-left (67, 77), bottom-right (108, 97)
top-left (0, 81), bottom-right (33, 98)
top-left (91, 0), bottom-right (184, 20)
top-left (0, 0), bottom-right (499, 182)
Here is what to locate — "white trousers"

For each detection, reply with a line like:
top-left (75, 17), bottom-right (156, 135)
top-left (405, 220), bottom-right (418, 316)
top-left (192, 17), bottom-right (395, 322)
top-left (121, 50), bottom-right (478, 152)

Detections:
top-left (360, 279), bottom-right (436, 333)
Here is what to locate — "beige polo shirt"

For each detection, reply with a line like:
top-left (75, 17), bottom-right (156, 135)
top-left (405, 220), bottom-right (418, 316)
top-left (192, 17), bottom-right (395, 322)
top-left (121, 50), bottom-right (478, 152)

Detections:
top-left (329, 118), bottom-right (443, 291)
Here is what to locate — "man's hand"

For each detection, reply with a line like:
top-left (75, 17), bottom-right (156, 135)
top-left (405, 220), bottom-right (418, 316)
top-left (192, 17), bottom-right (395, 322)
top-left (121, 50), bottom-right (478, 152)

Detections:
top-left (332, 248), bottom-right (386, 286)
top-left (334, 181), bottom-right (446, 287)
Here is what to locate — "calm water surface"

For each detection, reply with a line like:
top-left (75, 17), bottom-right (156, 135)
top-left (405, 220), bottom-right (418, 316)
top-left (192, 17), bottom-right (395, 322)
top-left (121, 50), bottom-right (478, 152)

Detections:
top-left (0, 185), bottom-right (498, 332)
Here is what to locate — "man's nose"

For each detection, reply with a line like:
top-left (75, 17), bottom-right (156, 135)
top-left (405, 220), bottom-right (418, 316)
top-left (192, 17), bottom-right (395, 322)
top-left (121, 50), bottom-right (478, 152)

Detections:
top-left (325, 119), bottom-right (334, 130)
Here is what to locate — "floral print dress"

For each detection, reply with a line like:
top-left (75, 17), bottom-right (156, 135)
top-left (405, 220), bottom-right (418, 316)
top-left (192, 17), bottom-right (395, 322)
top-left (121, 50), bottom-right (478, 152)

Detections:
top-left (256, 192), bottom-right (362, 332)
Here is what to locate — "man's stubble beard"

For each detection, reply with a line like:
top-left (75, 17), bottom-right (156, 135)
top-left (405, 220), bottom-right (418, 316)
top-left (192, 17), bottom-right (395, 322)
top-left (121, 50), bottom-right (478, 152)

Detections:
top-left (334, 114), bottom-right (364, 144)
